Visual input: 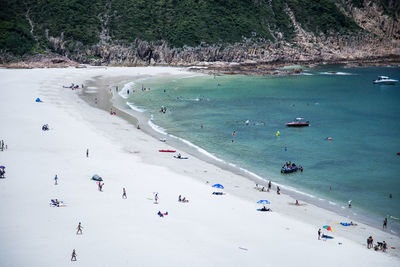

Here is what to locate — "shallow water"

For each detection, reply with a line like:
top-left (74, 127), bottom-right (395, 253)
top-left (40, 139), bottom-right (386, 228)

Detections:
top-left (123, 65), bottom-right (400, 227)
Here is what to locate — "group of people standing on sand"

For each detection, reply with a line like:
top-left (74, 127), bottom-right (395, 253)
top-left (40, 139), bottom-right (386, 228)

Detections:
top-left (256, 180), bottom-right (273, 193)
top-left (367, 236), bottom-right (388, 252)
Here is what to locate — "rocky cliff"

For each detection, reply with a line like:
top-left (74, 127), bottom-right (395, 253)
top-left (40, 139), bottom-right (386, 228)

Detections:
top-left (1, 0), bottom-right (399, 68)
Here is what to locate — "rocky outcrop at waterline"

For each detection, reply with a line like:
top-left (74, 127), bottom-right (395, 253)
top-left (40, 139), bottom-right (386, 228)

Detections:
top-left (45, 32), bottom-right (399, 67)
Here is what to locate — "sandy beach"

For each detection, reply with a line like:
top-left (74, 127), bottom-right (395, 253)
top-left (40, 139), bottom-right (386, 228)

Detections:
top-left (0, 66), bottom-right (399, 267)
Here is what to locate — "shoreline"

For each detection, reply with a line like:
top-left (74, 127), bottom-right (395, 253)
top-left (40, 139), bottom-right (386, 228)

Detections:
top-left (85, 70), bottom-right (400, 237)
top-left (76, 68), bottom-right (400, 255)
top-left (1, 55), bottom-right (399, 75)
top-left (1, 66), bottom-right (399, 266)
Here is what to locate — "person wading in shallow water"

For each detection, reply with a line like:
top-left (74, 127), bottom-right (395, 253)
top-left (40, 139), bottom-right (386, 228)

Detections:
top-left (383, 217), bottom-right (388, 229)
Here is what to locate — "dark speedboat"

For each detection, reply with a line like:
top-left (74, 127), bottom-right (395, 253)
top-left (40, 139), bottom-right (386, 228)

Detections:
top-left (286, 117), bottom-right (309, 127)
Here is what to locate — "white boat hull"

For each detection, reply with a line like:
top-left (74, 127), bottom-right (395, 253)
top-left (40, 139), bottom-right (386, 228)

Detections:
top-left (373, 78), bottom-right (398, 85)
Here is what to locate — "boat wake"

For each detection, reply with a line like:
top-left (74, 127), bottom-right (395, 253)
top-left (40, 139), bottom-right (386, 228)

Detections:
top-left (319, 71), bottom-right (354, 76)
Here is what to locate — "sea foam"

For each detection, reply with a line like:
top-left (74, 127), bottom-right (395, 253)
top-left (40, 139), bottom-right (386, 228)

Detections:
top-left (127, 102), bottom-right (145, 113)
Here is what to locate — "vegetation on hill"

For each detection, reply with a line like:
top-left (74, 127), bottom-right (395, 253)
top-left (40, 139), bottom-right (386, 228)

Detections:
top-left (287, 0), bottom-right (359, 34)
top-left (0, 0), bottom-right (36, 55)
top-left (0, 0), bottom-right (394, 58)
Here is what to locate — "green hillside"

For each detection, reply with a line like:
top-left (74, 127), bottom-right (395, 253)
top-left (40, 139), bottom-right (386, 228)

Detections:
top-left (0, 0), bottom-right (397, 58)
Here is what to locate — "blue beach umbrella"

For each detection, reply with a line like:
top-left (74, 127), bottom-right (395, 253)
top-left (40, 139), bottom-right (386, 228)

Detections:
top-left (212, 184), bottom-right (224, 189)
top-left (257, 200), bottom-right (270, 204)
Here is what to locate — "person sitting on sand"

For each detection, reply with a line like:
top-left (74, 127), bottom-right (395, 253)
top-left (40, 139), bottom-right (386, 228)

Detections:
top-left (383, 241), bottom-right (387, 252)
top-left (178, 195), bottom-right (182, 202)
top-left (177, 153), bottom-right (181, 159)
top-left (295, 200), bottom-right (299, 206)
top-left (51, 199), bottom-right (60, 207)
top-left (261, 187), bottom-right (266, 192)
top-left (182, 197), bottom-right (188, 203)
top-left (260, 206), bottom-right (271, 212)
top-left (158, 211), bottom-right (164, 217)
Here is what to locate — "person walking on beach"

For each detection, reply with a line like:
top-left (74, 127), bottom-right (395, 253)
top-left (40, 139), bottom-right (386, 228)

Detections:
top-left (277, 186), bottom-right (281, 195)
top-left (71, 249), bottom-right (77, 261)
top-left (122, 188), bottom-right (127, 199)
top-left (383, 217), bottom-right (388, 229)
top-left (54, 174), bottom-right (58, 185)
top-left (86, 148), bottom-right (89, 158)
top-left (98, 182), bottom-right (104, 192)
top-left (268, 180), bottom-right (272, 192)
top-left (154, 193), bottom-right (159, 204)
top-left (318, 229), bottom-right (321, 240)
top-left (76, 222), bottom-right (83, 235)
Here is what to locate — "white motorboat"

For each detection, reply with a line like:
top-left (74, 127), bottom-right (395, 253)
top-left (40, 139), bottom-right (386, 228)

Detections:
top-left (373, 76), bottom-right (398, 85)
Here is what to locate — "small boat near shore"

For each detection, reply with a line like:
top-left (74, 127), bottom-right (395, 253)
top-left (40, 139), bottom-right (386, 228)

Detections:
top-left (281, 162), bottom-right (303, 174)
top-left (373, 76), bottom-right (398, 85)
top-left (286, 117), bottom-right (309, 127)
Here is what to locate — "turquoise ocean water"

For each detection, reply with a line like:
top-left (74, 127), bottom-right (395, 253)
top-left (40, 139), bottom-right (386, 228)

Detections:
top-left (121, 65), bottom-right (400, 231)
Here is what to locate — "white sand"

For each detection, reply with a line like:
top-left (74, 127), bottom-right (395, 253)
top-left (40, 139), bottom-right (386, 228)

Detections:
top-left (0, 67), bottom-right (399, 267)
